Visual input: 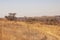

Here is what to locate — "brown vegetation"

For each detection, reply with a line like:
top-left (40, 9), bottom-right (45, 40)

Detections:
top-left (5, 13), bottom-right (60, 25)
top-left (1, 13), bottom-right (59, 40)
top-left (0, 19), bottom-right (60, 40)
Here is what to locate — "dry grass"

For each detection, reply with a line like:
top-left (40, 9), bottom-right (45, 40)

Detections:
top-left (0, 20), bottom-right (60, 40)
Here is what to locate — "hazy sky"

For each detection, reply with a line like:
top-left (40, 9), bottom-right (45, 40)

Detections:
top-left (0, 0), bottom-right (60, 17)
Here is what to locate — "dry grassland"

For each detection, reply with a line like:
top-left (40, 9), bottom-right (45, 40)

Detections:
top-left (0, 20), bottom-right (60, 40)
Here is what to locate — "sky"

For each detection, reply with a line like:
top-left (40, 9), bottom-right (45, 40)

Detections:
top-left (0, 0), bottom-right (60, 17)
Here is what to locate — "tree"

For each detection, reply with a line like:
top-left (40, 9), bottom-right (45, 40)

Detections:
top-left (5, 13), bottom-right (17, 21)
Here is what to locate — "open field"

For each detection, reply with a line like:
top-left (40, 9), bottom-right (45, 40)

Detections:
top-left (0, 20), bottom-right (60, 40)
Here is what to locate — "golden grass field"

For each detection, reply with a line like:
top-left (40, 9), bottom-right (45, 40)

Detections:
top-left (0, 19), bottom-right (60, 40)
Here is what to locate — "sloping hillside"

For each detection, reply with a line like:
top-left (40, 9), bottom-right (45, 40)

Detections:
top-left (0, 20), bottom-right (60, 40)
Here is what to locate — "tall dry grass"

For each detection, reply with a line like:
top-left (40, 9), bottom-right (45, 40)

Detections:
top-left (0, 19), bottom-right (60, 40)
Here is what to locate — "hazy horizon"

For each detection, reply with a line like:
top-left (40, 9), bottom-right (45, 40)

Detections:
top-left (0, 0), bottom-right (60, 18)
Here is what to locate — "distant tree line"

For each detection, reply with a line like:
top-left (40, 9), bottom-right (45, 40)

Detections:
top-left (5, 13), bottom-right (60, 25)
